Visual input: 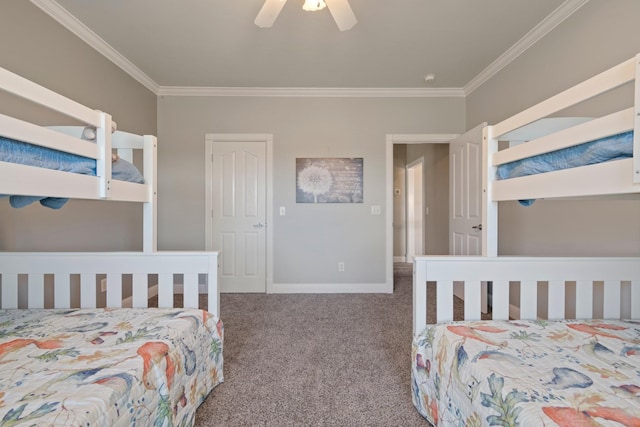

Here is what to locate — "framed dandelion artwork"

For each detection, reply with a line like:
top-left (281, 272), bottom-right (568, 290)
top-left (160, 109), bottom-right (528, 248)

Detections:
top-left (296, 157), bottom-right (363, 203)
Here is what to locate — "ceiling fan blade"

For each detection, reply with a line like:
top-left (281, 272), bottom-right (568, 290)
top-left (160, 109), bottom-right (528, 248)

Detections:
top-left (325, 0), bottom-right (357, 31)
top-left (255, 0), bottom-right (288, 28)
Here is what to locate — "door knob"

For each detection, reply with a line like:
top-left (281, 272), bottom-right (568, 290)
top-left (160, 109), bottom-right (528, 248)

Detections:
top-left (472, 224), bottom-right (482, 231)
top-left (253, 223), bottom-right (265, 228)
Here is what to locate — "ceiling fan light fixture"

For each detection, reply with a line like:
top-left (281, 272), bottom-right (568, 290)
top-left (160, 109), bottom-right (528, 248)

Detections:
top-left (256, 0), bottom-right (356, 31)
top-left (303, 0), bottom-right (327, 12)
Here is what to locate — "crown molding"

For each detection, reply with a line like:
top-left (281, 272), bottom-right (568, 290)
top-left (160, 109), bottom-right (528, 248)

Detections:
top-left (32, 0), bottom-right (589, 99)
top-left (157, 86), bottom-right (465, 98)
top-left (464, 0), bottom-right (590, 95)
top-left (30, 0), bottom-right (160, 94)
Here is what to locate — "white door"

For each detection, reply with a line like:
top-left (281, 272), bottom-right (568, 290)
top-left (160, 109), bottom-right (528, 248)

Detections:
top-left (449, 123), bottom-right (487, 311)
top-left (449, 123), bottom-right (484, 255)
top-left (406, 158), bottom-right (424, 261)
top-left (211, 140), bottom-right (266, 293)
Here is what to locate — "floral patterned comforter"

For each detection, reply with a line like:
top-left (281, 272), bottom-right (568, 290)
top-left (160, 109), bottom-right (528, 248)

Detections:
top-left (0, 308), bottom-right (223, 426)
top-left (412, 319), bottom-right (640, 426)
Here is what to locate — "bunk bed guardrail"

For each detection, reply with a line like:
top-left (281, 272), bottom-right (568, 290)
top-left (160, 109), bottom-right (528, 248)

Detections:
top-left (482, 53), bottom-right (640, 250)
top-left (0, 251), bottom-right (221, 317)
top-left (413, 256), bottom-right (640, 335)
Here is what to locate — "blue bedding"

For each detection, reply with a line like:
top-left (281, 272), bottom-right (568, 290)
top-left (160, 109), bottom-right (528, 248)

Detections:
top-left (0, 136), bottom-right (144, 209)
top-left (496, 131), bottom-right (633, 205)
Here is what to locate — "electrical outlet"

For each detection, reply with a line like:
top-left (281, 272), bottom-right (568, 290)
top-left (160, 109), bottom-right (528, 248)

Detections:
top-left (279, 206), bottom-right (286, 215)
top-left (338, 262), bottom-right (345, 272)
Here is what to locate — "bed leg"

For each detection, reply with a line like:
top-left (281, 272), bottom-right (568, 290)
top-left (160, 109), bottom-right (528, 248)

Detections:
top-left (413, 258), bottom-right (427, 336)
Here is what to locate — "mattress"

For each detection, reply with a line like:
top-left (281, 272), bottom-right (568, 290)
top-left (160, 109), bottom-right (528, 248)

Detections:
top-left (0, 135), bottom-right (145, 209)
top-left (496, 131), bottom-right (633, 205)
top-left (0, 307), bottom-right (223, 426)
top-left (412, 319), bottom-right (640, 426)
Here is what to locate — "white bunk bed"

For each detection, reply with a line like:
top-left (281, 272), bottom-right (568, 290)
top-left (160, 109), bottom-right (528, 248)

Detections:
top-left (412, 53), bottom-right (640, 426)
top-left (0, 66), bottom-right (223, 426)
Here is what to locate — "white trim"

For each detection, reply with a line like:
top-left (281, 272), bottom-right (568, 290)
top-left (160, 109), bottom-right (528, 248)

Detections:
top-left (509, 303), bottom-right (521, 320)
top-left (394, 256), bottom-right (407, 263)
top-left (406, 157), bottom-right (425, 261)
top-left (269, 283), bottom-right (390, 294)
top-left (385, 134), bottom-right (459, 292)
top-left (388, 134), bottom-right (459, 144)
top-left (172, 283), bottom-right (210, 294)
top-left (31, 0), bottom-right (586, 98)
top-left (30, 0), bottom-right (159, 94)
top-left (204, 133), bottom-right (274, 293)
top-left (465, 0), bottom-right (590, 95)
top-left (157, 86), bottom-right (465, 98)
top-left (121, 284), bottom-right (159, 309)
top-left (121, 283), bottom-right (210, 309)
top-left (265, 136), bottom-right (274, 292)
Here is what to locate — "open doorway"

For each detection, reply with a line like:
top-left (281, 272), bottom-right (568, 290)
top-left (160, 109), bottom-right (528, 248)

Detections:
top-left (386, 134), bottom-right (458, 287)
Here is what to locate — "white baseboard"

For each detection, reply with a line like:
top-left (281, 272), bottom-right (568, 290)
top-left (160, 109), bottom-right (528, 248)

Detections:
top-left (172, 283), bottom-right (209, 294)
top-left (393, 256), bottom-right (407, 263)
top-left (509, 303), bottom-right (520, 320)
top-left (122, 284), bottom-right (160, 307)
top-left (120, 283), bottom-right (208, 307)
top-left (268, 282), bottom-right (392, 294)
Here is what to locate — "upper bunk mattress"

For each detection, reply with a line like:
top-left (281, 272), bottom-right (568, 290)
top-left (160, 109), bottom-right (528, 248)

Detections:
top-left (0, 307), bottom-right (223, 427)
top-left (412, 318), bottom-right (640, 426)
top-left (0, 135), bottom-right (144, 208)
top-left (496, 131), bottom-right (633, 180)
top-left (496, 131), bottom-right (633, 205)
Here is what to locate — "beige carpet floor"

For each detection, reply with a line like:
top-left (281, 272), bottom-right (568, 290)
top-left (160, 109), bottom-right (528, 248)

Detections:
top-left (191, 263), bottom-right (446, 426)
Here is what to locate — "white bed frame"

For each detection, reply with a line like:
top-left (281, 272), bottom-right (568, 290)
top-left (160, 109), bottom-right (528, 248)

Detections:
top-left (414, 53), bottom-right (640, 335)
top-left (0, 251), bottom-right (220, 313)
top-left (0, 66), bottom-right (220, 316)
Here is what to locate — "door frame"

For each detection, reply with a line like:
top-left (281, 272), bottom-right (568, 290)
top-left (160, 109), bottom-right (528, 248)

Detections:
top-left (205, 133), bottom-right (274, 292)
top-left (385, 134), bottom-right (458, 289)
top-left (406, 157), bottom-right (424, 262)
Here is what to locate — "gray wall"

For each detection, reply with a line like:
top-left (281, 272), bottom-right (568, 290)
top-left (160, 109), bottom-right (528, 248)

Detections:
top-left (157, 96), bottom-right (464, 285)
top-left (0, 2), bottom-right (157, 252)
top-left (5, 0), bottom-right (639, 289)
top-left (409, 144), bottom-right (449, 255)
top-left (467, 0), bottom-right (640, 257)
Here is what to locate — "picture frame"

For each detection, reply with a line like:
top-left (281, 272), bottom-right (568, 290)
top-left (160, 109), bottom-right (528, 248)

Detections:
top-left (296, 157), bottom-right (363, 203)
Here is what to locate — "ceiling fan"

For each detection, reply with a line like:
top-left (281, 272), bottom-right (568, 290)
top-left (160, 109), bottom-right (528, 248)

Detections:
top-left (255, 0), bottom-right (357, 32)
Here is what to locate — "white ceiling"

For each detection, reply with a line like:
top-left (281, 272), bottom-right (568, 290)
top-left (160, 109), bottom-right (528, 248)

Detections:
top-left (35, 0), bottom-right (585, 94)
